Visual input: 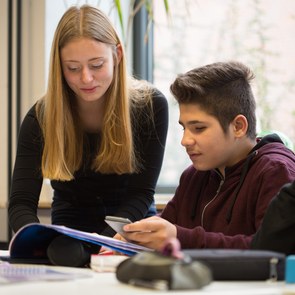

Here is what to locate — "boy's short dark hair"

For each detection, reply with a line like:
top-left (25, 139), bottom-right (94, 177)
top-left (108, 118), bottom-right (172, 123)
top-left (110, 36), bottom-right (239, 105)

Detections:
top-left (170, 61), bottom-right (257, 140)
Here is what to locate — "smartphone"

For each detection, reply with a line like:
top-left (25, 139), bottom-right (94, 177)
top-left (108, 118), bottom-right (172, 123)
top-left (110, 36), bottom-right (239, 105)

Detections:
top-left (105, 215), bottom-right (132, 238)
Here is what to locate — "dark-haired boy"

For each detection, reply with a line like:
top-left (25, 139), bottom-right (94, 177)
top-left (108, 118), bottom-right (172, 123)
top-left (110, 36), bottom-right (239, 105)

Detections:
top-left (123, 61), bottom-right (295, 250)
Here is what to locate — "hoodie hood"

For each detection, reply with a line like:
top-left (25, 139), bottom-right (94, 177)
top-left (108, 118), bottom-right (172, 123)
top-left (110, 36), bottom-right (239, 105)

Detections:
top-left (253, 133), bottom-right (285, 152)
top-left (225, 133), bottom-right (292, 223)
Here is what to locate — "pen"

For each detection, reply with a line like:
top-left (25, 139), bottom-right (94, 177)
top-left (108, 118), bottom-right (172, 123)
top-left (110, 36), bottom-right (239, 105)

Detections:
top-left (98, 250), bottom-right (114, 256)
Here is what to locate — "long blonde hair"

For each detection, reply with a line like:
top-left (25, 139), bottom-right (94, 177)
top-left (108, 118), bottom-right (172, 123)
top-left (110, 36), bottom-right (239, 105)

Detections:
top-left (36, 5), bottom-right (153, 181)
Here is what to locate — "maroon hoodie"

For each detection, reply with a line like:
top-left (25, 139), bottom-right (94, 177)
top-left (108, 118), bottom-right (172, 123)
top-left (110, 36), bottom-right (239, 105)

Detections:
top-left (160, 134), bottom-right (295, 249)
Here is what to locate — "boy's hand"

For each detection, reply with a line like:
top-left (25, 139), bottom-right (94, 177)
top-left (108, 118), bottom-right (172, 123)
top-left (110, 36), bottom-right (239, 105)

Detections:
top-left (122, 216), bottom-right (177, 251)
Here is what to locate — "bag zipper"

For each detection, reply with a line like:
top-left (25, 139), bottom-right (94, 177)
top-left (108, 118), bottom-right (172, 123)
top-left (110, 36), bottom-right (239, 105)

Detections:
top-left (269, 257), bottom-right (279, 281)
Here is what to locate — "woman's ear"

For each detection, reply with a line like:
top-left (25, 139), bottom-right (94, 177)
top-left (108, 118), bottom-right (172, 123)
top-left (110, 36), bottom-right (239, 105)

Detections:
top-left (116, 44), bottom-right (123, 65)
top-left (232, 114), bottom-right (248, 137)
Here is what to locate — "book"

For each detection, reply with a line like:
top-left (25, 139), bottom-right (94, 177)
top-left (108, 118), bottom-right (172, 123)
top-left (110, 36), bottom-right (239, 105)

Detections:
top-left (8, 223), bottom-right (152, 263)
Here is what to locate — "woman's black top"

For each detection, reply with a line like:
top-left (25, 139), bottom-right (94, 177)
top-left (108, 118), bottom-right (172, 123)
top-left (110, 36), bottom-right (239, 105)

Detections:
top-left (8, 90), bottom-right (168, 237)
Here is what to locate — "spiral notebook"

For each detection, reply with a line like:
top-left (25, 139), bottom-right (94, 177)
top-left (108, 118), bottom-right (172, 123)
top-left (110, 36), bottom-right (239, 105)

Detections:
top-left (0, 261), bottom-right (91, 284)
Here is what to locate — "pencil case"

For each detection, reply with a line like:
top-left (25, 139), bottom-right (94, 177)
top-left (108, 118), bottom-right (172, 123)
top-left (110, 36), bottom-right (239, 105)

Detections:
top-left (183, 249), bottom-right (286, 281)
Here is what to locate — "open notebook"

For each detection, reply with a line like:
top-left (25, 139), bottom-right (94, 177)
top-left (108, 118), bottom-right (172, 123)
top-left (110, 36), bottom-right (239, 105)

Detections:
top-left (0, 262), bottom-right (92, 284)
top-left (6, 223), bottom-right (152, 264)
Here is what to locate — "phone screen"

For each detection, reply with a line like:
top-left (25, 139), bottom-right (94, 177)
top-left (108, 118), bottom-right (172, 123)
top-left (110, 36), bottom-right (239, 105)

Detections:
top-left (105, 216), bottom-right (132, 238)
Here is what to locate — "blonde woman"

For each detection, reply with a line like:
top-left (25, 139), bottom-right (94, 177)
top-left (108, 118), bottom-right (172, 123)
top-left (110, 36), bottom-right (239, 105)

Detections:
top-left (8, 5), bottom-right (168, 265)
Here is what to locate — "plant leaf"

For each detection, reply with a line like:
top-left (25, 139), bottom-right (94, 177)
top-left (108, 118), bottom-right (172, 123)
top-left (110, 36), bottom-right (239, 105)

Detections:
top-left (113, 0), bottom-right (125, 40)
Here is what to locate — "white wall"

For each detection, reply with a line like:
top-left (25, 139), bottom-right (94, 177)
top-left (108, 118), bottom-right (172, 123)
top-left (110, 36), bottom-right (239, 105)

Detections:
top-left (0, 0), bottom-right (9, 243)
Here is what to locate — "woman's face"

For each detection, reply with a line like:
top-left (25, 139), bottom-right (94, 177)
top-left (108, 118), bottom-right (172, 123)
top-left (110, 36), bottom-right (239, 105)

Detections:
top-left (61, 37), bottom-right (121, 104)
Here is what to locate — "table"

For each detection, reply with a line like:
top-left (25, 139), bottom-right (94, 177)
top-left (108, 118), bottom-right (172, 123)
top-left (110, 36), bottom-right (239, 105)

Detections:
top-left (1, 250), bottom-right (295, 295)
top-left (1, 266), bottom-right (295, 295)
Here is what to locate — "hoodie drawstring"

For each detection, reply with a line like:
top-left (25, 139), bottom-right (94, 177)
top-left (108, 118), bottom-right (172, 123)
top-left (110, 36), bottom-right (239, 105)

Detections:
top-left (226, 150), bottom-right (258, 223)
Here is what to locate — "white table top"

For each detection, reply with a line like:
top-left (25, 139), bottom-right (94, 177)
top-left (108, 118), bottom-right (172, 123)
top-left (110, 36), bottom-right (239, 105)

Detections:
top-left (1, 265), bottom-right (295, 295)
top-left (1, 250), bottom-right (295, 295)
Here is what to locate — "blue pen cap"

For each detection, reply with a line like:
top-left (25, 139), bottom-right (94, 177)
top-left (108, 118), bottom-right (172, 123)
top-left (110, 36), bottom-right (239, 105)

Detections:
top-left (286, 255), bottom-right (295, 283)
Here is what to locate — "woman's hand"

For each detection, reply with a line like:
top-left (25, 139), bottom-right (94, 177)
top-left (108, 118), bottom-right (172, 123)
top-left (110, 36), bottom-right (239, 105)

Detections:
top-left (113, 233), bottom-right (126, 241)
top-left (98, 233), bottom-right (127, 255)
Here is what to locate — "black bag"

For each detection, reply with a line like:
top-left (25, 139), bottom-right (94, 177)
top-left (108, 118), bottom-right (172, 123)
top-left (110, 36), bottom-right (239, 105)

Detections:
top-left (116, 251), bottom-right (212, 290)
top-left (183, 249), bottom-right (286, 281)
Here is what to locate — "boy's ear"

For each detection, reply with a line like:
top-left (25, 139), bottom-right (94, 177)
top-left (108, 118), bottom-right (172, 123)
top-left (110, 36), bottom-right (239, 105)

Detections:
top-left (232, 114), bottom-right (248, 137)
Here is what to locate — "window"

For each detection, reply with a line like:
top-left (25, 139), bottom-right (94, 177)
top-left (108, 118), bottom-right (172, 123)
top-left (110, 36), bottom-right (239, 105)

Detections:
top-left (154, 0), bottom-right (295, 191)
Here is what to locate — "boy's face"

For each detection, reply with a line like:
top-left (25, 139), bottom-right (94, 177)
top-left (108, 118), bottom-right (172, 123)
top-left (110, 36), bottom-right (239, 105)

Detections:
top-left (179, 103), bottom-right (238, 174)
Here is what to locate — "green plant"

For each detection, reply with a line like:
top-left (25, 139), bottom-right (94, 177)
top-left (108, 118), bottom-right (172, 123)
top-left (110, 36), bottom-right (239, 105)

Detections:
top-left (113, 0), bottom-right (170, 46)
